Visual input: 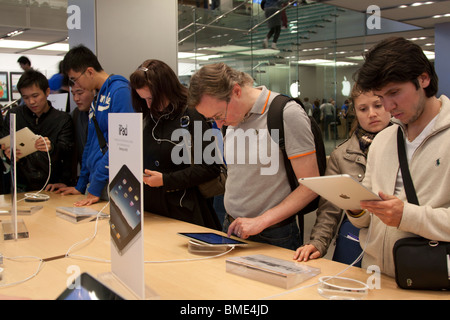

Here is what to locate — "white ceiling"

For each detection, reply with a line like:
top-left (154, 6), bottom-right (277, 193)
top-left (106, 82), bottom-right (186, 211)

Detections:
top-left (320, 0), bottom-right (450, 48)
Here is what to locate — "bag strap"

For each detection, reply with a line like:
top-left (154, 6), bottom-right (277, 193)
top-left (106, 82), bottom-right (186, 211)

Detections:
top-left (90, 94), bottom-right (108, 155)
top-left (267, 95), bottom-right (298, 192)
top-left (92, 114), bottom-right (108, 155)
top-left (267, 95), bottom-right (305, 238)
top-left (397, 127), bottom-right (419, 205)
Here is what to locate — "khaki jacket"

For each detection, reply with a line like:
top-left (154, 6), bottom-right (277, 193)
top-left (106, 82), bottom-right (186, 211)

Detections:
top-left (348, 95), bottom-right (450, 277)
top-left (308, 134), bottom-right (367, 256)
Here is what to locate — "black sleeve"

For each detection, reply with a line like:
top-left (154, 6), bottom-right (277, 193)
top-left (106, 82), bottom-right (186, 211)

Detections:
top-left (162, 108), bottom-right (221, 191)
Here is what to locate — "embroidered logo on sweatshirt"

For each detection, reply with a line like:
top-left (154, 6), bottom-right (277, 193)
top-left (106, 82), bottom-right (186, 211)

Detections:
top-left (98, 93), bottom-right (111, 111)
top-left (436, 158), bottom-right (441, 167)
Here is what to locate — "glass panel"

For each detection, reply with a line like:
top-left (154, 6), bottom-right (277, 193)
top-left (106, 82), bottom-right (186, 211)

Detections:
top-left (179, 1), bottom-right (434, 153)
top-left (178, 1), bottom-right (349, 152)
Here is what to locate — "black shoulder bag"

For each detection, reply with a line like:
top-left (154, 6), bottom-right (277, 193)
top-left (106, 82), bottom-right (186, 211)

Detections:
top-left (393, 127), bottom-right (449, 290)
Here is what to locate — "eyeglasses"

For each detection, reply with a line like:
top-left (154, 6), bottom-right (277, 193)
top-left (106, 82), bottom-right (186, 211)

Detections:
top-left (69, 69), bottom-right (86, 85)
top-left (206, 100), bottom-right (229, 124)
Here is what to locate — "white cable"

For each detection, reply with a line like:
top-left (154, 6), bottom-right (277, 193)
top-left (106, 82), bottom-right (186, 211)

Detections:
top-left (262, 214), bottom-right (374, 300)
top-left (145, 245), bottom-right (236, 264)
top-left (64, 200), bottom-right (111, 258)
top-left (0, 255), bottom-right (45, 288)
top-left (18, 135), bottom-right (51, 203)
top-left (67, 245), bottom-right (236, 265)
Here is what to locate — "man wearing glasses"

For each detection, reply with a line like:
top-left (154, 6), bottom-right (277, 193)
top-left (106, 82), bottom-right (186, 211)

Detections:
top-left (188, 63), bottom-right (320, 250)
top-left (53, 45), bottom-right (133, 206)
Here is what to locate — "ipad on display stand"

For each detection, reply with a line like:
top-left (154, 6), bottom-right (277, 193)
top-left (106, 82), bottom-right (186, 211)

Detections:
top-left (1, 114), bottom-right (29, 241)
top-left (178, 232), bottom-right (248, 247)
top-left (178, 232), bottom-right (248, 255)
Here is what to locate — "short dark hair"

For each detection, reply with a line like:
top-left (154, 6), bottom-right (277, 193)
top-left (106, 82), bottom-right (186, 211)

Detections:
top-left (17, 69), bottom-right (49, 94)
top-left (17, 56), bottom-right (31, 66)
top-left (62, 44), bottom-right (103, 74)
top-left (354, 37), bottom-right (438, 98)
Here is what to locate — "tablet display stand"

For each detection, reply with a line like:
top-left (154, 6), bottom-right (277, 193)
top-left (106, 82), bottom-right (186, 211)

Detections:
top-left (1, 219), bottom-right (29, 241)
top-left (97, 272), bottom-right (159, 300)
top-left (1, 114), bottom-right (29, 241)
top-left (188, 240), bottom-right (229, 255)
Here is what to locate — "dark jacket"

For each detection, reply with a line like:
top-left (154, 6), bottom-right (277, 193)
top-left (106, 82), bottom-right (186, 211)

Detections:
top-left (143, 106), bottom-right (221, 230)
top-left (2, 102), bottom-right (74, 192)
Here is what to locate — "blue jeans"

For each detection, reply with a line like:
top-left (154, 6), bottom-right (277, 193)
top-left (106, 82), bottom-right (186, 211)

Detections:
top-left (223, 216), bottom-right (302, 251)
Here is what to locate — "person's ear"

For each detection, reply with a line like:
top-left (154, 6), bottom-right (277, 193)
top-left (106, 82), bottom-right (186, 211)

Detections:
top-left (418, 72), bottom-right (431, 89)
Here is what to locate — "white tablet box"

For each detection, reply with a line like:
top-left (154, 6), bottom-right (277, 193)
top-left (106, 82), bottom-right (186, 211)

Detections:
top-left (226, 254), bottom-right (320, 289)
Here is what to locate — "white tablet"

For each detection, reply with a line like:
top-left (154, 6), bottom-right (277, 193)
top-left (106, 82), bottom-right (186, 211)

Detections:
top-left (0, 127), bottom-right (39, 158)
top-left (299, 174), bottom-right (381, 210)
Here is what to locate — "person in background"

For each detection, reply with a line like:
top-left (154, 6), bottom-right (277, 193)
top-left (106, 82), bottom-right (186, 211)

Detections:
top-left (294, 84), bottom-right (392, 264)
top-left (129, 59), bottom-right (221, 229)
top-left (262, 0), bottom-right (286, 50)
top-left (302, 97), bottom-right (313, 116)
top-left (312, 99), bottom-right (321, 126)
top-left (320, 98), bottom-right (335, 140)
top-left (17, 56), bottom-right (32, 71)
top-left (48, 61), bottom-right (65, 94)
top-left (45, 81), bottom-right (95, 191)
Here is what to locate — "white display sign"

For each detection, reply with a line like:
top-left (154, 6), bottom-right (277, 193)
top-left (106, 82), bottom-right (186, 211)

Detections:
top-left (107, 113), bottom-right (145, 299)
top-left (48, 93), bottom-right (69, 111)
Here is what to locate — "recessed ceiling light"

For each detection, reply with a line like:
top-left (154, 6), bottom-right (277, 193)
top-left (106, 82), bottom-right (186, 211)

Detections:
top-left (37, 43), bottom-right (69, 51)
top-left (0, 39), bottom-right (45, 49)
top-left (423, 50), bottom-right (435, 60)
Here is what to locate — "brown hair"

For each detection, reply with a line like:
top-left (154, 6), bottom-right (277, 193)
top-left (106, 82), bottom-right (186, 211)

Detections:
top-left (188, 62), bottom-right (254, 108)
top-left (354, 37), bottom-right (438, 98)
top-left (347, 83), bottom-right (364, 135)
top-left (129, 59), bottom-right (187, 119)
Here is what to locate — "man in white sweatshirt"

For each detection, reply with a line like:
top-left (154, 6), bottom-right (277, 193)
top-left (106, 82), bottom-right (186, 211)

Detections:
top-left (349, 37), bottom-right (450, 277)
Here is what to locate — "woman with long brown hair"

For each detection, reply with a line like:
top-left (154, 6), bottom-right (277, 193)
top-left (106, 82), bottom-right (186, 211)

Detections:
top-left (129, 59), bottom-right (221, 229)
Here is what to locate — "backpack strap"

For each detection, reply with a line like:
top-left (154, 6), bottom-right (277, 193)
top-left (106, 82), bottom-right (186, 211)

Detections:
top-left (267, 95), bottom-right (299, 192)
top-left (266, 94), bottom-right (309, 240)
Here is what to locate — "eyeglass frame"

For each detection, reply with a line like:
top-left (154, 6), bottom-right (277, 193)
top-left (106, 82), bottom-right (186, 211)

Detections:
top-left (206, 98), bottom-right (229, 124)
top-left (69, 69), bottom-right (87, 85)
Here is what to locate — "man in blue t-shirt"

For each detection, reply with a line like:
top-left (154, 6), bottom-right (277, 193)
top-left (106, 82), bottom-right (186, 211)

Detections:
top-left (52, 45), bottom-right (133, 206)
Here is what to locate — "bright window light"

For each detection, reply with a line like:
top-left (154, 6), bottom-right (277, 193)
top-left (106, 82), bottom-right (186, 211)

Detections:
top-left (195, 54), bottom-right (223, 60)
top-left (178, 52), bottom-right (205, 59)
